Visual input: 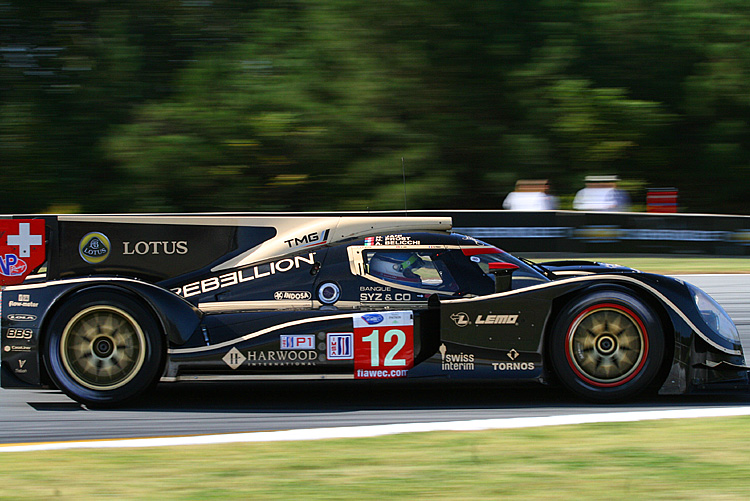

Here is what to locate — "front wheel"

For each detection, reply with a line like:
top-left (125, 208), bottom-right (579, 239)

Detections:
top-left (549, 290), bottom-right (665, 402)
top-left (44, 290), bottom-right (164, 407)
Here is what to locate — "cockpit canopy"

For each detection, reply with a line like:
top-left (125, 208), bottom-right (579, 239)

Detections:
top-left (348, 232), bottom-right (549, 296)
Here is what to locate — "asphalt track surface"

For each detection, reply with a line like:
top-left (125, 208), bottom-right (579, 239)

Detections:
top-left (0, 274), bottom-right (749, 445)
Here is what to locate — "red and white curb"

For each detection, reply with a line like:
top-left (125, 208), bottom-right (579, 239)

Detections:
top-left (3, 406), bottom-right (750, 452)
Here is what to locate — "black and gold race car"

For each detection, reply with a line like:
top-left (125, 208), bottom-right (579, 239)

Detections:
top-left (0, 214), bottom-right (746, 406)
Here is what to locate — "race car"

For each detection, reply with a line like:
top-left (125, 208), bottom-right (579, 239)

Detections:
top-left (0, 214), bottom-right (746, 407)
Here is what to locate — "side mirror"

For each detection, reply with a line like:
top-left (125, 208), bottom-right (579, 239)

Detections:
top-left (488, 262), bottom-right (519, 293)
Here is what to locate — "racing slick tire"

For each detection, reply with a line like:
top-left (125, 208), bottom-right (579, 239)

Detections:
top-left (43, 290), bottom-right (164, 408)
top-left (550, 290), bottom-right (665, 402)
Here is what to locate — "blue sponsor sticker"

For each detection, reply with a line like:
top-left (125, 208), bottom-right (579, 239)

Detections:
top-left (0, 254), bottom-right (26, 277)
top-left (361, 313), bottom-right (384, 325)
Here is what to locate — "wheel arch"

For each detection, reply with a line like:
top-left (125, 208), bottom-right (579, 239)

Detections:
top-left (542, 281), bottom-right (675, 392)
top-left (37, 281), bottom-right (202, 385)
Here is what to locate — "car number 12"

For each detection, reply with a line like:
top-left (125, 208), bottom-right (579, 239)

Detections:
top-left (354, 311), bottom-right (414, 379)
top-left (362, 328), bottom-right (407, 367)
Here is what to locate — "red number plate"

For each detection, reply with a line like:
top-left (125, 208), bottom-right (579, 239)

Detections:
top-left (354, 311), bottom-right (414, 379)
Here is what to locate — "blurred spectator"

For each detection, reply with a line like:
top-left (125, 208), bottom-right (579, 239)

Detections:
top-left (573, 175), bottom-right (630, 211)
top-left (502, 179), bottom-right (557, 210)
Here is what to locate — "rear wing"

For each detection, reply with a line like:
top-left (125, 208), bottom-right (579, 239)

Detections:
top-left (0, 214), bottom-right (452, 286)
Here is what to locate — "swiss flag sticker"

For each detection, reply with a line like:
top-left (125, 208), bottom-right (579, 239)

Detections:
top-left (0, 219), bottom-right (46, 285)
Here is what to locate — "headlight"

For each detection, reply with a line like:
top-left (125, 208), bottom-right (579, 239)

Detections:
top-left (687, 283), bottom-right (740, 344)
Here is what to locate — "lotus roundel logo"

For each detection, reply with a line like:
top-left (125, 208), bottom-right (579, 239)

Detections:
top-left (79, 232), bottom-right (111, 264)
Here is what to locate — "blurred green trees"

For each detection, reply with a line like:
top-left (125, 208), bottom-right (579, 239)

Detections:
top-left (1, 0), bottom-right (749, 213)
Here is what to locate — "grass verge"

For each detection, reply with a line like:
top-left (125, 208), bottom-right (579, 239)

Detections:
top-left (2, 417), bottom-right (750, 499)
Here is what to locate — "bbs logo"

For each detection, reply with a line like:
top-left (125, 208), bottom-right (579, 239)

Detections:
top-left (6, 328), bottom-right (33, 339)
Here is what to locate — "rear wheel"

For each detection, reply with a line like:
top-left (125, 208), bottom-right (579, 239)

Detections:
top-left (550, 290), bottom-right (665, 402)
top-left (44, 291), bottom-right (164, 407)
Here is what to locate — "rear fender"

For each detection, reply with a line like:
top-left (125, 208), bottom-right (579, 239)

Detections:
top-left (39, 280), bottom-right (202, 348)
top-left (3, 279), bottom-right (201, 389)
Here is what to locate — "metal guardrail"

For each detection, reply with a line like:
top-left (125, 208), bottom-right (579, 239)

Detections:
top-left (357, 210), bottom-right (750, 255)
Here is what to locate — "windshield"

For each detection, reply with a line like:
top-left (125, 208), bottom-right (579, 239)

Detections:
top-left (460, 248), bottom-right (550, 290)
top-left (353, 236), bottom-right (551, 297)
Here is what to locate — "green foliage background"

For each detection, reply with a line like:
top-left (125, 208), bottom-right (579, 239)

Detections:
top-left (2, 0), bottom-right (749, 213)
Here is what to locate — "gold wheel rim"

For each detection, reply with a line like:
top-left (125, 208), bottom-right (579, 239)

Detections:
top-left (567, 305), bottom-right (647, 386)
top-left (60, 305), bottom-right (147, 391)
